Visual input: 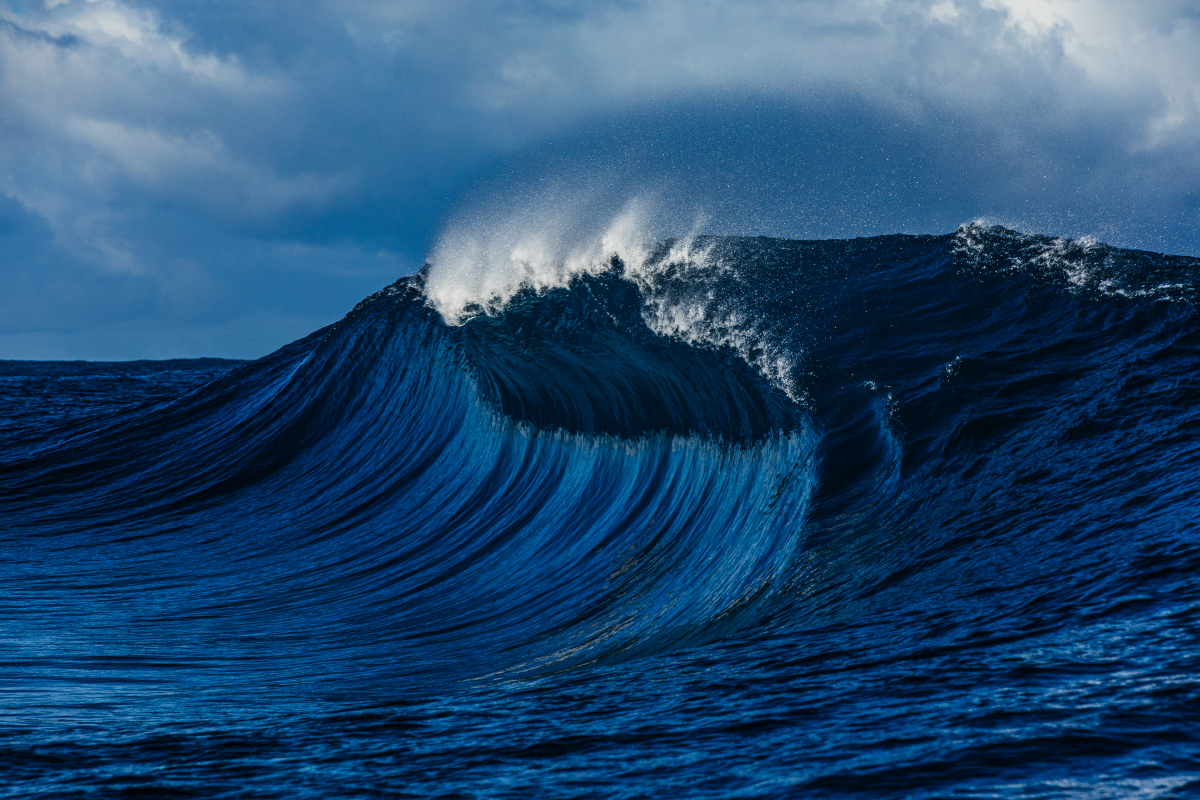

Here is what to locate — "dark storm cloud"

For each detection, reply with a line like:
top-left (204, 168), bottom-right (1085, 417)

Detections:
top-left (0, 0), bottom-right (1197, 357)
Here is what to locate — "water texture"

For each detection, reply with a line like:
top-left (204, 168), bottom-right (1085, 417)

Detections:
top-left (2, 225), bottom-right (1200, 798)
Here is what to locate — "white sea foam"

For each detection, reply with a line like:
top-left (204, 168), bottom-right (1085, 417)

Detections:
top-left (424, 192), bottom-right (803, 401)
top-left (425, 194), bottom-right (663, 325)
top-left (952, 221), bottom-right (1191, 301)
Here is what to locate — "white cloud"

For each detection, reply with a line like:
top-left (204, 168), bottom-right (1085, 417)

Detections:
top-left (65, 117), bottom-right (354, 216)
top-left (330, 0), bottom-right (1199, 149)
top-left (0, 0), bottom-right (325, 273)
top-left (978, 0), bottom-right (1200, 137)
top-left (32, 0), bottom-right (259, 89)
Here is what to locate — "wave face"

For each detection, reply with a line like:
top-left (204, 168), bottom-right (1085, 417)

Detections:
top-left (4, 224), bottom-right (1200, 797)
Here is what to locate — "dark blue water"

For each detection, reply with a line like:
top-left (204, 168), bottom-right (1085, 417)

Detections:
top-left (3, 225), bottom-right (1200, 798)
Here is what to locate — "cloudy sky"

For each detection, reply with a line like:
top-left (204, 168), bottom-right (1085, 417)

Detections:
top-left (1, 0), bottom-right (1198, 358)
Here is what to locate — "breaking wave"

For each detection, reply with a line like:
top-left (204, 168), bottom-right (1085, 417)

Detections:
top-left (4, 222), bottom-right (1200, 796)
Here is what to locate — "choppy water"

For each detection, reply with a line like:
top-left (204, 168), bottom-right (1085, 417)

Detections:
top-left (3, 225), bottom-right (1200, 798)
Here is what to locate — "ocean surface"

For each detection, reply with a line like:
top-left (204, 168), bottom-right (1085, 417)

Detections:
top-left (3, 224), bottom-right (1200, 798)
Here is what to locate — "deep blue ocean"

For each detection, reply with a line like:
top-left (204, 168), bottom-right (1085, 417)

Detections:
top-left (3, 224), bottom-right (1200, 798)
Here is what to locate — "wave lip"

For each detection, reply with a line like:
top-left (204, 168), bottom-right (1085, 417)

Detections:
top-left (449, 269), bottom-right (802, 443)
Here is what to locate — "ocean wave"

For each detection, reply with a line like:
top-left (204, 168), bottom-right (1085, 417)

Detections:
top-left (4, 224), bottom-right (1200, 795)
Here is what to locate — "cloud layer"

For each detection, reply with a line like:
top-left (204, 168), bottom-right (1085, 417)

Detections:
top-left (1, 0), bottom-right (1197, 357)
